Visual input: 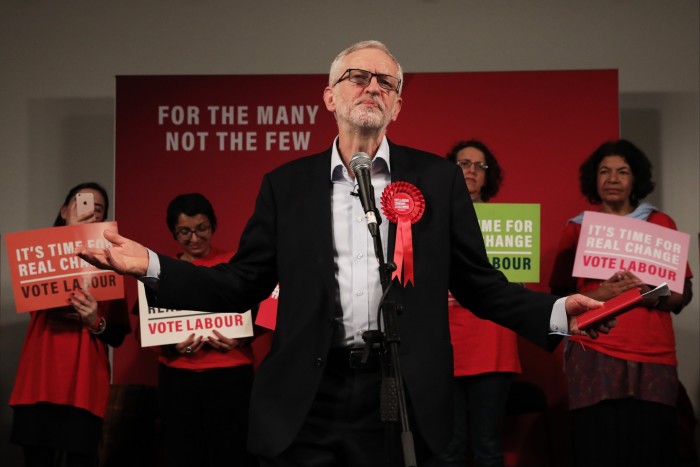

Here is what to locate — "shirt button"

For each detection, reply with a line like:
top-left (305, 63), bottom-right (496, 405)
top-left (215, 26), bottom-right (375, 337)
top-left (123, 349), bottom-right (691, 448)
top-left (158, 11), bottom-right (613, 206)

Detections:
top-left (356, 216), bottom-right (363, 223)
top-left (356, 330), bottom-right (365, 336)
top-left (355, 291), bottom-right (363, 296)
top-left (315, 358), bottom-right (324, 367)
top-left (356, 253), bottom-right (363, 259)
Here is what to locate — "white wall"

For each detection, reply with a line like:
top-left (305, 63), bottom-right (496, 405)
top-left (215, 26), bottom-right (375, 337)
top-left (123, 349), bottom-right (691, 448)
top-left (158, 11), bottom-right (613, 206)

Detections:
top-left (1, 1), bottom-right (698, 463)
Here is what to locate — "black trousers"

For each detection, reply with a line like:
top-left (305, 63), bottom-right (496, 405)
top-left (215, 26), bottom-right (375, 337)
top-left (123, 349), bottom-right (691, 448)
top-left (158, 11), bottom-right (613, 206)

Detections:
top-left (570, 398), bottom-right (680, 467)
top-left (12, 403), bottom-right (101, 467)
top-left (259, 348), bottom-right (431, 467)
top-left (158, 363), bottom-right (256, 467)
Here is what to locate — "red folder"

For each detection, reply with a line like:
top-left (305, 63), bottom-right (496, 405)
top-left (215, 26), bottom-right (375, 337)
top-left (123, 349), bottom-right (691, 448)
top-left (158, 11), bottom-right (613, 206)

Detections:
top-left (577, 283), bottom-right (670, 329)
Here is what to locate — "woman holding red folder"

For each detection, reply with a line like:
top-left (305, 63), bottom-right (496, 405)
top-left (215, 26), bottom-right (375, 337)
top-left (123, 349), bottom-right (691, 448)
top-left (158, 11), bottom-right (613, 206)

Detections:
top-left (550, 140), bottom-right (693, 467)
top-left (9, 182), bottom-right (130, 467)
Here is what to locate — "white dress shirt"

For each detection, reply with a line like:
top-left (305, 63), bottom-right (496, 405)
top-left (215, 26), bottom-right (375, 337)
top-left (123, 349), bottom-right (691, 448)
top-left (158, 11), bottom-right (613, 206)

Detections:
top-left (330, 137), bottom-right (391, 347)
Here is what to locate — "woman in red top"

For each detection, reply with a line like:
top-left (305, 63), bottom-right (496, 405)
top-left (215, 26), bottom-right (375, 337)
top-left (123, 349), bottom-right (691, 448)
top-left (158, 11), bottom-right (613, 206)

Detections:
top-left (10, 182), bottom-right (130, 467)
top-left (550, 140), bottom-right (693, 467)
top-left (437, 140), bottom-right (521, 467)
top-left (156, 193), bottom-right (258, 467)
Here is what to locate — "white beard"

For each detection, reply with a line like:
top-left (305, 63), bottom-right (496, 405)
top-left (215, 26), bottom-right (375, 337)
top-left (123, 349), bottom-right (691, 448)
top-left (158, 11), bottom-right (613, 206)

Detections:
top-left (348, 105), bottom-right (388, 130)
top-left (336, 94), bottom-right (394, 133)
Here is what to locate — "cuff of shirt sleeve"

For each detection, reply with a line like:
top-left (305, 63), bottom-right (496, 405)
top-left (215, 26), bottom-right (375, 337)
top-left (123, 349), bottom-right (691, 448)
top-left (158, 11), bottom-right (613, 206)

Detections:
top-left (550, 297), bottom-right (569, 334)
top-left (139, 249), bottom-right (161, 290)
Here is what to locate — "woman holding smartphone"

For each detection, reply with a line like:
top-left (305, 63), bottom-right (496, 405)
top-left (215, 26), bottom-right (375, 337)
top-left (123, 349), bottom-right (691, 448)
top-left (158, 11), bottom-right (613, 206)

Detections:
top-left (9, 182), bottom-right (130, 467)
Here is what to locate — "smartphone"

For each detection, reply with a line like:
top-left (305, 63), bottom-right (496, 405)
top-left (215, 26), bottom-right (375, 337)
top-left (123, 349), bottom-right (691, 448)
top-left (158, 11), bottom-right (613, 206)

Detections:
top-left (76, 192), bottom-right (95, 217)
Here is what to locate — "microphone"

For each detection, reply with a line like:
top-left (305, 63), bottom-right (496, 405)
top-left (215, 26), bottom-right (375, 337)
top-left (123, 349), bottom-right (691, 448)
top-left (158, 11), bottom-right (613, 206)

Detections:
top-left (349, 152), bottom-right (380, 237)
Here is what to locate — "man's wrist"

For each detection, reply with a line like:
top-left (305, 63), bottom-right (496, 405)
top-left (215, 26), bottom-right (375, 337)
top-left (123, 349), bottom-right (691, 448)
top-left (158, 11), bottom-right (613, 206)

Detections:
top-left (550, 297), bottom-right (569, 334)
top-left (139, 249), bottom-right (161, 291)
top-left (145, 249), bottom-right (160, 279)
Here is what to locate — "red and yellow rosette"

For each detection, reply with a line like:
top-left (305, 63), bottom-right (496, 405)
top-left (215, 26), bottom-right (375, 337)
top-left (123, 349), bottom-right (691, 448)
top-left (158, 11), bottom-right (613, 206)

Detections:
top-left (381, 181), bottom-right (425, 286)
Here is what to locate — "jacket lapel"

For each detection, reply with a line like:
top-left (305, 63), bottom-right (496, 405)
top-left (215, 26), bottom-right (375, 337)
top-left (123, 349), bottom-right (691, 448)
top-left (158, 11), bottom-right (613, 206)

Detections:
top-left (305, 150), bottom-right (339, 299)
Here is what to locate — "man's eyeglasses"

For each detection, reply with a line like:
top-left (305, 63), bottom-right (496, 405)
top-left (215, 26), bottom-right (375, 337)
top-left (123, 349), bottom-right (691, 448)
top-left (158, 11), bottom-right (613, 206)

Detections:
top-left (456, 160), bottom-right (489, 171)
top-left (334, 69), bottom-right (402, 93)
top-left (175, 223), bottom-right (212, 240)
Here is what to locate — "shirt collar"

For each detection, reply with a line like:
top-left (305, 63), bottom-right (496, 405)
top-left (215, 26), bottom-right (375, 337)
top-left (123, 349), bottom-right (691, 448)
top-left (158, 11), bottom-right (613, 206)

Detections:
top-left (330, 136), bottom-right (391, 182)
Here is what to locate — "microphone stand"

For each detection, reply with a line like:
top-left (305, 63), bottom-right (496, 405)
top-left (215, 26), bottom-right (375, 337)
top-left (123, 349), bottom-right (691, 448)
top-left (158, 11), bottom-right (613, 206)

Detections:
top-left (365, 209), bottom-right (417, 467)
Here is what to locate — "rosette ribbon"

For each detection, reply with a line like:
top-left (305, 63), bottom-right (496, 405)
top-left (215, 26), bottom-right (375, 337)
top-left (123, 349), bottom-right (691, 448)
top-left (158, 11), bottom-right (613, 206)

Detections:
top-left (380, 181), bottom-right (425, 286)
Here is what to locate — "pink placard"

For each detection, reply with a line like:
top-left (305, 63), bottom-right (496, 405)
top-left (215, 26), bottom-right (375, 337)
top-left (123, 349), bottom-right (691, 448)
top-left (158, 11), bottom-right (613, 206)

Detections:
top-left (573, 211), bottom-right (689, 293)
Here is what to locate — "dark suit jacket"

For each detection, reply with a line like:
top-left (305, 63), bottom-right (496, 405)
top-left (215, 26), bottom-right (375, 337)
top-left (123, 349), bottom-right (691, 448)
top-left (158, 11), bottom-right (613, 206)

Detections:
top-left (153, 141), bottom-right (560, 457)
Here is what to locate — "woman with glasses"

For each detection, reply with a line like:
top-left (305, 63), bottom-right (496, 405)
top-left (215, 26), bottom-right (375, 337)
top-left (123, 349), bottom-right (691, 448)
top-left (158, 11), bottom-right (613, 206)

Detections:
top-left (156, 193), bottom-right (258, 467)
top-left (10, 182), bottom-right (130, 467)
top-left (550, 140), bottom-right (693, 467)
top-left (437, 140), bottom-right (521, 467)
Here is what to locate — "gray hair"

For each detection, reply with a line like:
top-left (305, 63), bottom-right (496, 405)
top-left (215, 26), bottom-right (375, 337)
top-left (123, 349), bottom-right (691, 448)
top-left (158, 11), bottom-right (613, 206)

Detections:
top-left (328, 40), bottom-right (404, 95)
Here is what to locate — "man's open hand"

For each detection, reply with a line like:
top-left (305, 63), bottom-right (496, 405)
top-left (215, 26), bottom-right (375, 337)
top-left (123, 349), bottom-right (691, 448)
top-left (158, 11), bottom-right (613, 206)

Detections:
top-left (77, 229), bottom-right (150, 277)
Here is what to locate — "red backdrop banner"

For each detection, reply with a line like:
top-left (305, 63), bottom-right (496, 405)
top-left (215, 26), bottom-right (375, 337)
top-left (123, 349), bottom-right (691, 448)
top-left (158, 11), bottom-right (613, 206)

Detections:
top-left (114, 71), bottom-right (619, 399)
